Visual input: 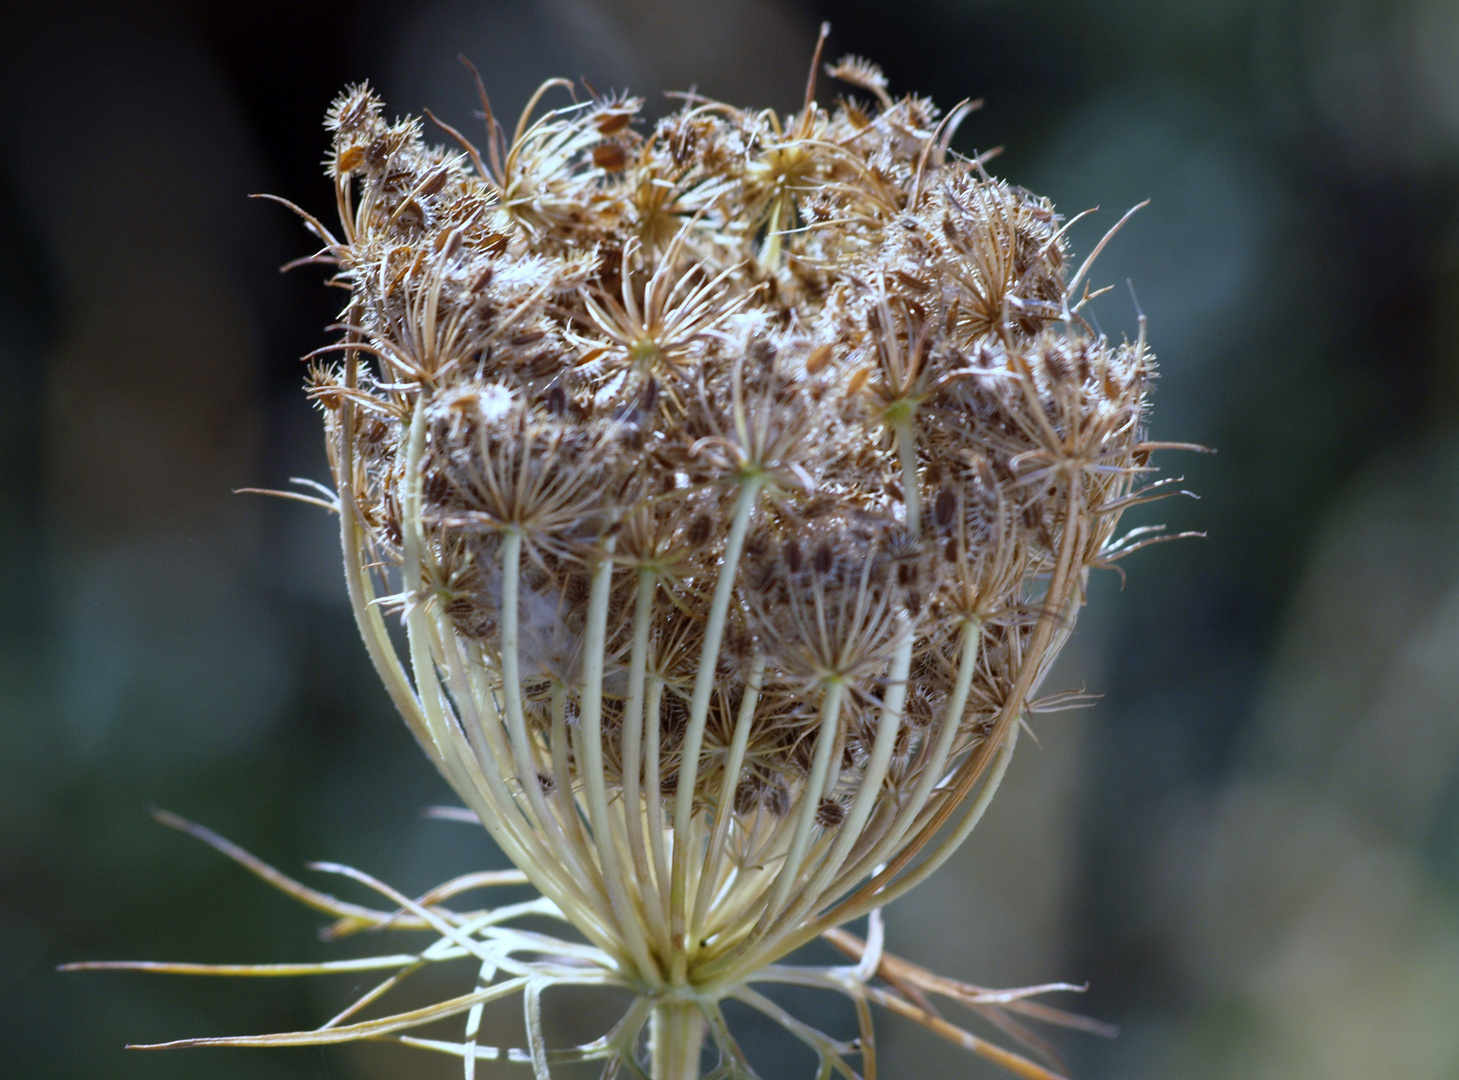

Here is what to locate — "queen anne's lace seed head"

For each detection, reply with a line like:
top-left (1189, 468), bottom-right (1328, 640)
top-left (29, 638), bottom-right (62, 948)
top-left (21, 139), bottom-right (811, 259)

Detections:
top-left (286, 49), bottom-right (1193, 1077)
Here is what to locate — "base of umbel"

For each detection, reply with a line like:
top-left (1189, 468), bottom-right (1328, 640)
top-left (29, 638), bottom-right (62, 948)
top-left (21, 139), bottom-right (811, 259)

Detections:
top-left (61, 811), bottom-right (1113, 1080)
top-left (652, 1001), bottom-right (708, 1080)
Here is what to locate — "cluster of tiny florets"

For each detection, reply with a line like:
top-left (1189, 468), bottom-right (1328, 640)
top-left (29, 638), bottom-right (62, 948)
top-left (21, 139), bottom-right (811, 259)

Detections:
top-left (309, 57), bottom-right (1153, 837)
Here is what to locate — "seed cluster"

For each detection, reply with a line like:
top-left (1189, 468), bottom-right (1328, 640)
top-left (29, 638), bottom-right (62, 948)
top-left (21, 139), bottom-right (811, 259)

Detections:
top-left (304, 58), bottom-right (1171, 973)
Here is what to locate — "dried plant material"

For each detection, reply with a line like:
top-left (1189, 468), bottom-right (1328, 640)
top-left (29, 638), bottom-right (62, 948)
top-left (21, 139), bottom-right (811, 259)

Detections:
top-left (74, 34), bottom-right (1200, 1080)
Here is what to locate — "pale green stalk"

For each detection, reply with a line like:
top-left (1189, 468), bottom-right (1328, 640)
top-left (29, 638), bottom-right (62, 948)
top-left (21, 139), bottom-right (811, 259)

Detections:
top-left (763, 625), bottom-right (912, 942)
top-left (643, 675), bottom-right (673, 919)
top-left (651, 1000), bottom-right (707, 1080)
top-left (756, 678), bottom-right (845, 930)
top-left (335, 354), bottom-right (440, 765)
top-left (895, 415), bottom-right (921, 534)
top-left (578, 541), bottom-right (664, 986)
top-left (622, 569), bottom-right (669, 948)
top-left (399, 397), bottom-right (547, 877)
top-left (397, 397), bottom-right (599, 928)
top-left (423, 615), bottom-right (598, 928)
top-left (670, 474), bottom-right (764, 981)
top-left (497, 529), bottom-right (609, 911)
top-left (823, 619), bottom-right (982, 897)
top-left (827, 718), bottom-right (1021, 927)
top-left (690, 652), bottom-right (766, 936)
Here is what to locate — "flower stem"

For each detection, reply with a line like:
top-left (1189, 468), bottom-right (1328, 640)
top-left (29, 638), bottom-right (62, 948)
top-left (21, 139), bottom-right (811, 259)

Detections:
top-left (651, 1000), bottom-right (706, 1080)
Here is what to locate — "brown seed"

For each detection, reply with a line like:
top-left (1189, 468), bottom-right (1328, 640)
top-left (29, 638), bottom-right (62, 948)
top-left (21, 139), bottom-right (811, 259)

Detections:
top-left (363, 417), bottom-right (391, 445)
top-left (365, 134), bottom-right (390, 168)
top-left (813, 541), bottom-right (834, 576)
top-left (934, 489), bottom-right (956, 528)
top-left (783, 539), bottom-right (803, 574)
top-left (433, 227), bottom-right (463, 255)
top-left (815, 799), bottom-right (846, 828)
top-left (422, 470), bottom-right (451, 505)
top-left (593, 143), bottom-right (627, 171)
top-left (686, 514), bottom-right (712, 548)
top-left (336, 145), bottom-right (365, 174)
top-left (595, 110), bottom-right (633, 136)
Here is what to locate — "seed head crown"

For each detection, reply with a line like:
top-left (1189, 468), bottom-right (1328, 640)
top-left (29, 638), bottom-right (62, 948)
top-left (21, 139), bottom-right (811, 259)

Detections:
top-left (280, 51), bottom-right (1190, 1077)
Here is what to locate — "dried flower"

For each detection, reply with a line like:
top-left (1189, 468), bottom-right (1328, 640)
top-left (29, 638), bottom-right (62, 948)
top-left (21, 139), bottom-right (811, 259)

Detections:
top-left (70, 31), bottom-right (1200, 1080)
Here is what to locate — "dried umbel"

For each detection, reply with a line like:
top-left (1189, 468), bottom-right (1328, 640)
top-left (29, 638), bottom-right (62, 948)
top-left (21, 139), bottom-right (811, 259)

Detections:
top-left (71, 41), bottom-right (1197, 1080)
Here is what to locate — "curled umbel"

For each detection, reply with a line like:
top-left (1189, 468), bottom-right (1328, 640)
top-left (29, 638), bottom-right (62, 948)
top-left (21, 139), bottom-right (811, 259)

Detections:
top-left (303, 55), bottom-right (1181, 1014)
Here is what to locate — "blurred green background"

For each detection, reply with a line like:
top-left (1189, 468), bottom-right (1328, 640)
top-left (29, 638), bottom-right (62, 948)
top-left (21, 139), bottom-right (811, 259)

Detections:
top-left (2, 1), bottom-right (1458, 1077)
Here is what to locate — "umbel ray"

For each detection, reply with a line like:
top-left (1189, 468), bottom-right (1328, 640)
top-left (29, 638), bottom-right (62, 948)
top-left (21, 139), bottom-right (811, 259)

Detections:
top-left (68, 28), bottom-right (1201, 1080)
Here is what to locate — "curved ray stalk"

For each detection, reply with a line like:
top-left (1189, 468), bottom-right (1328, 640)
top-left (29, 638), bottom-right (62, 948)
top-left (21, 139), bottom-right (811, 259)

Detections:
top-left (670, 474), bottom-right (764, 982)
top-left (763, 627), bottom-right (912, 941)
top-left (580, 539), bottom-right (664, 986)
top-left (427, 616), bottom-right (597, 926)
top-left (817, 717), bottom-right (1020, 933)
top-left (644, 674), bottom-right (673, 923)
top-left (623, 570), bottom-right (670, 949)
top-left (337, 346), bottom-right (438, 763)
top-left (400, 395), bottom-right (599, 931)
top-left (755, 678), bottom-right (845, 933)
top-left (729, 618), bottom-right (978, 987)
top-left (548, 681), bottom-right (596, 874)
top-left (862, 490), bottom-right (1087, 901)
top-left (820, 483), bottom-right (1086, 932)
top-left (497, 527), bottom-right (614, 924)
top-left (690, 652), bottom-right (766, 938)
top-left (399, 397), bottom-right (550, 865)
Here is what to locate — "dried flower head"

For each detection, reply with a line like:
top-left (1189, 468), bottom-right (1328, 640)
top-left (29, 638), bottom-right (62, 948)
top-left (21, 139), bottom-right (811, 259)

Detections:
top-left (72, 33), bottom-right (1200, 1080)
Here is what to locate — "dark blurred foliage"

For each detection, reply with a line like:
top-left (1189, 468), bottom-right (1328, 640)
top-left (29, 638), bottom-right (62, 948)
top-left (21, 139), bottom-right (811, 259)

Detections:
top-left (2, 1), bottom-right (1457, 1078)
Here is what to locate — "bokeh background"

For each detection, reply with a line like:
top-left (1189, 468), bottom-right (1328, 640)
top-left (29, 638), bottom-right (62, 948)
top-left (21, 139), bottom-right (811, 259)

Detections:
top-left (3, 1), bottom-right (1458, 1077)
